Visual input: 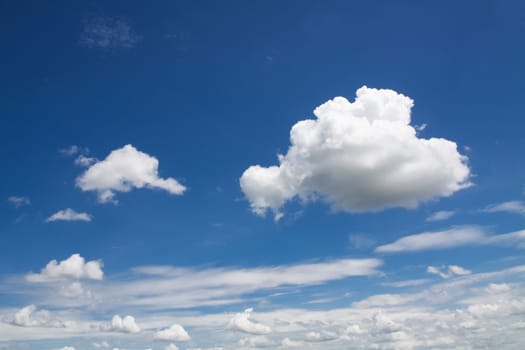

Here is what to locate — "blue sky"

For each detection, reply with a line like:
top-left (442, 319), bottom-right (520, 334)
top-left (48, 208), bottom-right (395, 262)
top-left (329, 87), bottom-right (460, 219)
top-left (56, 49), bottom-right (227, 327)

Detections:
top-left (1, 1), bottom-right (525, 349)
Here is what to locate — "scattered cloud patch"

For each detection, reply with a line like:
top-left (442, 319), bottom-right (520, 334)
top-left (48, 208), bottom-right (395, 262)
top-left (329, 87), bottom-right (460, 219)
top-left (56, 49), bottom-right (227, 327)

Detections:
top-left (11, 305), bottom-right (65, 328)
top-left (59, 145), bottom-right (81, 156)
top-left (348, 234), bottom-right (376, 249)
top-left (164, 344), bottom-right (179, 350)
top-left (56, 347), bottom-right (75, 350)
top-left (45, 208), bottom-right (92, 222)
top-left (228, 308), bottom-right (272, 334)
top-left (238, 335), bottom-right (273, 347)
top-left (426, 210), bottom-right (456, 222)
top-left (101, 315), bottom-right (140, 333)
top-left (59, 281), bottom-right (92, 298)
top-left (375, 226), bottom-right (485, 253)
top-left (26, 254), bottom-right (103, 282)
top-left (240, 86), bottom-right (471, 219)
top-left (427, 265), bottom-right (472, 279)
top-left (154, 323), bottom-right (190, 342)
top-left (76, 144), bottom-right (186, 203)
top-left (7, 196), bottom-right (30, 207)
top-left (92, 341), bottom-right (110, 348)
top-left (485, 200), bottom-right (525, 216)
top-left (75, 155), bottom-right (97, 167)
top-left (80, 16), bottom-right (141, 49)
top-left (281, 337), bottom-right (304, 347)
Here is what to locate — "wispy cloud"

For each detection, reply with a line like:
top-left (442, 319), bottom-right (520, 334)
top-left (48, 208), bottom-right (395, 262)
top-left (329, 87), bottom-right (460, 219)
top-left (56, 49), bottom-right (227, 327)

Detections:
top-left (375, 226), bottom-right (525, 253)
top-left (484, 200), bottom-right (525, 216)
top-left (80, 16), bottom-right (141, 49)
top-left (426, 210), bottom-right (455, 222)
top-left (7, 196), bottom-right (30, 208)
top-left (45, 209), bottom-right (92, 223)
top-left (427, 265), bottom-right (471, 279)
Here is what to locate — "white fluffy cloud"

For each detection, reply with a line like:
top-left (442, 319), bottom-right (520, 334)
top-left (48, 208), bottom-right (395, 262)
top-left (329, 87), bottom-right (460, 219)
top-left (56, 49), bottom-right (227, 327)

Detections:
top-left (154, 323), bottom-right (190, 342)
top-left (164, 344), bottom-right (179, 350)
top-left (228, 308), bottom-right (272, 334)
top-left (76, 144), bottom-right (186, 203)
top-left (104, 315), bottom-right (140, 333)
top-left (11, 305), bottom-right (65, 328)
top-left (26, 254), bottom-right (103, 282)
top-left (45, 208), bottom-right (92, 222)
top-left (427, 265), bottom-right (472, 279)
top-left (240, 86), bottom-right (471, 219)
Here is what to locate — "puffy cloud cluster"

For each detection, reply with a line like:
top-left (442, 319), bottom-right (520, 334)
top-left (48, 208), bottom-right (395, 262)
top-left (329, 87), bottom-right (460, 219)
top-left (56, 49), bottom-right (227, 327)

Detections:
top-left (238, 335), bottom-right (273, 347)
top-left (76, 144), bottom-right (186, 203)
top-left (240, 86), bottom-right (470, 219)
top-left (427, 265), bottom-right (472, 279)
top-left (228, 308), bottom-right (272, 335)
top-left (103, 315), bottom-right (140, 333)
top-left (154, 323), bottom-right (190, 342)
top-left (26, 254), bottom-right (103, 282)
top-left (45, 208), bottom-right (92, 222)
top-left (11, 305), bottom-right (65, 328)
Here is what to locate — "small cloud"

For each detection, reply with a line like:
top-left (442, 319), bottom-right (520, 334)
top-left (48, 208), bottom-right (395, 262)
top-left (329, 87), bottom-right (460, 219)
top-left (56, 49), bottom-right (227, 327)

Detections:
top-left (415, 123), bottom-right (427, 131)
top-left (75, 155), bottom-right (97, 167)
top-left (59, 145), bottom-right (81, 156)
top-left (92, 342), bottom-right (110, 348)
top-left (427, 265), bottom-right (471, 279)
top-left (165, 344), bottom-right (179, 350)
top-left (426, 210), bottom-right (456, 222)
top-left (11, 305), bottom-right (65, 328)
top-left (348, 233), bottom-right (376, 249)
top-left (228, 308), bottom-right (272, 335)
top-left (26, 253), bottom-right (103, 282)
top-left (100, 315), bottom-right (140, 333)
top-left (59, 281), bottom-right (92, 299)
top-left (7, 196), bottom-right (30, 207)
top-left (80, 16), bottom-right (141, 49)
top-left (238, 335), bottom-right (274, 347)
top-left (46, 208), bottom-right (92, 222)
top-left (305, 330), bottom-right (337, 342)
top-left (281, 337), bottom-right (304, 347)
top-left (76, 144), bottom-right (186, 204)
top-left (154, 323), bottom-right (190, 342)
top-left (484, 200), bottom-right (525, 216)
top-left (56, 347), bottom-right (76, 350)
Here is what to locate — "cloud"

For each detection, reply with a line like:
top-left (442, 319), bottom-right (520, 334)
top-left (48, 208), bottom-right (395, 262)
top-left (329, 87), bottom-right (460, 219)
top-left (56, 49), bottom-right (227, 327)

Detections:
top-left (228, 308), bottom-right (272, 334)
top-left (238, 335), bottom-right (274, 347)
top-left (164, 344), bottom-right (179, 350)
top-left (45, 208), bottom-right (92, 222)
top-left (426, 210), bottom-right (456, 222)
top-left (92, 341), bottom-right (110, 348)
top-left (154, 324), bottom-right (190, 342)
top-left (75, 155), bottom-right (97, 167)
top-left (375, 227), bottom-right (525, 253)
top-left (374, 226), bottom-right (485, 253)
top-left (7, 196), bottom-right (30, 207)
top-left (80, 16), bottom-right (141, 49)
top-left (281, 337), bottom-right (304, 347)
top-left (240, 86), bottom-right (471, 219)
top-left (11, 305), bottom-right (65, 328)
top-left (305, 330), bottom-right (337, 342)
top-left (427, 265), bottom-right (472, 279)
top-left (101, 315), bottom-right (140, 333)
top-left (56, 347), bottom-right (75, 350)
top-left (59, 145), bottom-right (81, 156)
top-left (26, 254), bottom-right (103, 282)
top-left (76, 144), bottom-right (186, 203)
top-left (59, 281), bottom-right (92, 298)
top-left (485, 200), bottom-right (525, 216)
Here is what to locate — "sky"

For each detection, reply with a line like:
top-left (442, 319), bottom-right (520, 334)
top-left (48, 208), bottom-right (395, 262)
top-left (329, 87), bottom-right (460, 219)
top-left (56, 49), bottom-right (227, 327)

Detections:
top-left (1, 1), bottom-right (525, 349)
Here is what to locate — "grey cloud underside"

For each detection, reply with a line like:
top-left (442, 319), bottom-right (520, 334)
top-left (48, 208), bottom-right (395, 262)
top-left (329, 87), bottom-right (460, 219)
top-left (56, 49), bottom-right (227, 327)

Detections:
top-left (240, 86), bottom-right (471, 219)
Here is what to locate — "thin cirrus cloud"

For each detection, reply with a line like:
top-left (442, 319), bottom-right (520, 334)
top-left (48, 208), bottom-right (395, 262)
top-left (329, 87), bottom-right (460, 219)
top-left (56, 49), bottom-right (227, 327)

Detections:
top-left (427, 265), bottom-right (472, 279)
top-left (7, 196), bottom-right (30, 207)
top-left (80, 16), bottom-right (141, 49)
top-left (375, 226), bottom-right (525, 253)
top-left (25, 254), bottom-right (103, 282)
top-left (426, 210), bottom-right (456, 222)
top-left (76, 144), bottom-right (186, 203)
top-left (484, 200), bottom-right (525, 216)
top-left (240, 86), bottom-right (471, 220)
top-left (45, 208), bottom-right (92, 223)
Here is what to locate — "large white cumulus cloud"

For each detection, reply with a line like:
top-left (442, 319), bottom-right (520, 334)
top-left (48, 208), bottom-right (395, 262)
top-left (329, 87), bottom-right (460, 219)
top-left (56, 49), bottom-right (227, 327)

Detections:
top-left (76, 144), bottom-right (186, 203)
top-left (240, 86), bottom-right (471, 219)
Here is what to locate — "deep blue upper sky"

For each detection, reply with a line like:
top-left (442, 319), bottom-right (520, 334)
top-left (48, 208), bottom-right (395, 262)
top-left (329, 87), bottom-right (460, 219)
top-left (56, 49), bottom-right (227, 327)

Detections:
top-left (1, 2), bottom-right (525, 349)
